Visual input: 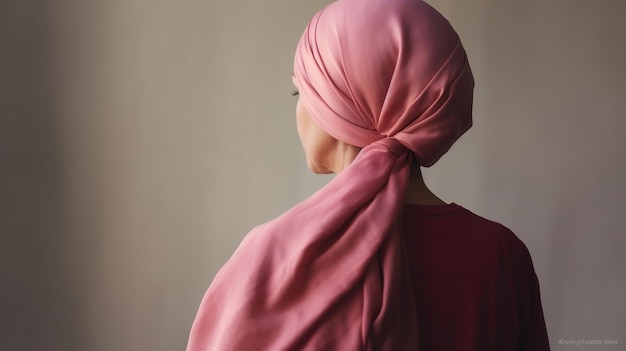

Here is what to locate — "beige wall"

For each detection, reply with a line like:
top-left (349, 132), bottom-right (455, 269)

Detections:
top-left (2, 0), bottom-right (624, 350)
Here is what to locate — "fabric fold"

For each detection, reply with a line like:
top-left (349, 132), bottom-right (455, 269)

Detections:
top-left (187, 139), bottom-right (416, 350)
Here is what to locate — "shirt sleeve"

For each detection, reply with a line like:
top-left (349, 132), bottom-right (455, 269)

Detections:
top-left (519, 247), bottom-right (550, 351)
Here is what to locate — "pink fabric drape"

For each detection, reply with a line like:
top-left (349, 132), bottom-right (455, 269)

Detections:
top-left (187, 0), bottom-right (473, 350)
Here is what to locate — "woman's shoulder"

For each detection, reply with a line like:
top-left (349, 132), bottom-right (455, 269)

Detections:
top-left (456, 204), bottom-right (532, 255)
top-left (406, 202), bottom-right (534, 266)
top-left (451, 205), bottom-right (539, 281)
top-left (404, 203), bottom-right (521, 240)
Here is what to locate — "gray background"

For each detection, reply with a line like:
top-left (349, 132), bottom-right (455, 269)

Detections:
top-left (1, 0), bottom-right (624, 350)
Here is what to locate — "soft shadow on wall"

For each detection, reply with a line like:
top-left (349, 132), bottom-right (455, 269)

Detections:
top-left (1, 1), bottom-right (88, 350)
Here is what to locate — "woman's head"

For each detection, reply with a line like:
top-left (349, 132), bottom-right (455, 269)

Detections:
top-left (293, 76), bottom-right (361, 174)
top-left (293, 0), bottom-right (474, 168)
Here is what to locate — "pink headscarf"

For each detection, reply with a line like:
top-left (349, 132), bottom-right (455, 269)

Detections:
top-left (187, 0), bottom-right (473, 350)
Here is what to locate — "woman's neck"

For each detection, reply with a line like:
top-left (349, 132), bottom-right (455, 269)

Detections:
top-left (403, 167), bottom-right (447, 205)
top-left (332, 146), bottom-right (446, 206)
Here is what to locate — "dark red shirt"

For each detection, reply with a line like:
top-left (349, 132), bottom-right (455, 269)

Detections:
top-left (401, 203), bottom-right (550, 351)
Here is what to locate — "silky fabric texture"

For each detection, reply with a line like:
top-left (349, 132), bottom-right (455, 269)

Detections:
top-left (188, 139), bottom-right (416, 350)
top-left (294, 0), bottom-right (473, 167)
top-left (187, 0), bottom-right (473, 350)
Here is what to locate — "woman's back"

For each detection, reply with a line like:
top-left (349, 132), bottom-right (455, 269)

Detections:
top-left (402, 203), bottom-right (549, 350)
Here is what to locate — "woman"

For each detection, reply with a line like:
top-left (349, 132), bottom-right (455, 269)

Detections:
top-left (187, 0), bottom-right (550, 350)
